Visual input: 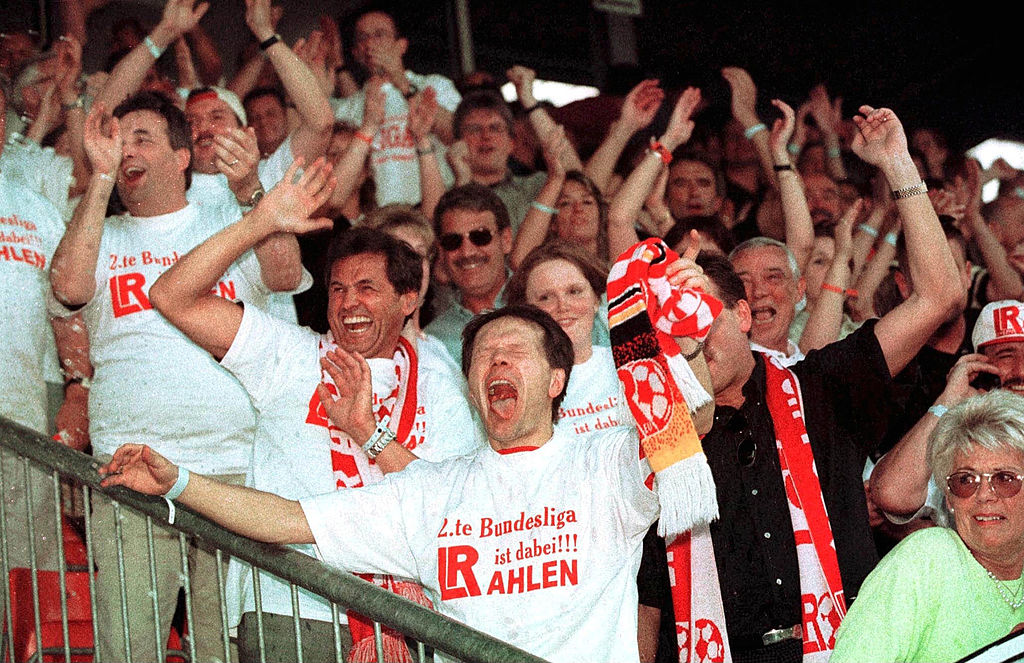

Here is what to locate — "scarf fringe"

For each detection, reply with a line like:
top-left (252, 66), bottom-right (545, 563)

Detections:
top-left (665, 352), bottom-right (712, 413)
top-left (655, 452), bottom-right (720, 539)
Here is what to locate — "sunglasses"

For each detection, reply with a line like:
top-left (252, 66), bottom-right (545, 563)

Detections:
top-left (946, 470), bottom-right (1024, 499)
top-left (439, 228), bottom-right (494, 252)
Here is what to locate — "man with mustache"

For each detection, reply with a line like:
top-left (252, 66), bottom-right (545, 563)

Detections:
top-left (872, 299), bottom-right (1024, 529)
top-left (803, 172), bottom-right (842, 226)
top-left (424, 184), bottom-right (515, 363)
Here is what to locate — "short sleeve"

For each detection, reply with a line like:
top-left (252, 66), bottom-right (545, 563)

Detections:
top-left (300, 469), bottom-right (424, 578)
top-left (221, 303), bottom-right (317, 409)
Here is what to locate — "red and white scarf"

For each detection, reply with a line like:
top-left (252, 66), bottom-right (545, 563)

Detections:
top-left (608, 238), bottom-right (722, 538)
top-left (672, 356), bottom-right (846, 662)
top-left (316, 333), bottom-right (432, 663)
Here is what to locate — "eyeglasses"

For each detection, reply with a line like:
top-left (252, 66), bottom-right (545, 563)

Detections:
top-left (946, 470), bottom-right (1024, 499)
top-left (439, 228), bottom-right (494, 252)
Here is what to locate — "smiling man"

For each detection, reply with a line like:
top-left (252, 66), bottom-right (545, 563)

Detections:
top-left (425, 183), bottom-right (514, 363)
top-left (99, 304), bottom-right (665, 663)
top-left (146, 221), bottom-right (478, 660)
top-left (729, 237), bottom-right (807, 365)
top-left (48, 91), bottom-right (308, 663)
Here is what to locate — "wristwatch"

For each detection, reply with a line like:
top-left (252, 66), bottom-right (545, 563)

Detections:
top-left (242, 187), bottom-right (265, 210)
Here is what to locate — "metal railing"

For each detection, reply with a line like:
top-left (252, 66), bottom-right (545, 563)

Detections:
top-left (1, 415), bottom-right (548, 663)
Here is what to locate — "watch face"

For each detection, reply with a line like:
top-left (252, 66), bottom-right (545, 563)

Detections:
top-left (250, 189), bottom-right (265, 206)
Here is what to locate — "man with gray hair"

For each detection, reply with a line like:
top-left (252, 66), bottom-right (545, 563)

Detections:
top-left (729, 236), bottom-right (806, 366)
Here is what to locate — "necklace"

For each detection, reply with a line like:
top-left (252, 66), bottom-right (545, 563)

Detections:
top-left (986, 570), bottom-right (1024, 610)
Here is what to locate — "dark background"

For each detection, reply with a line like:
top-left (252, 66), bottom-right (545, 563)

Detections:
top-left (5, 0), bottom-right (1019, 150)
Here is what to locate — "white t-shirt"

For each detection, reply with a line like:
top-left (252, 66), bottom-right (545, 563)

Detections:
top-left (0, 135), bottom-right (76, 221)
top-left (74, 203), bottom-right (276, 474)
top-left (332, 72), bottom-right (459, 206)
top-left (0, 171), bottom-right (65, 432)
top-left (555, 346), bottom-right (632, 440)
top-left (220, 304), bottom-right (482, 623)
top-left (301, 428), bottom-right (658, 663)
top-left (185, 136), bottom-right (305, 322)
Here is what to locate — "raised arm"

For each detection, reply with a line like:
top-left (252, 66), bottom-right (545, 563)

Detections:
top-left (722, 67), bottom-right (776, 191)
top-left (50, 105), bottom-right (121, 306)
top-left (807, 85), bottom-right (847, 181)
top-left (583, 79), bottom-right (663, 194)
top-left (856, 106), bottom-right (964, 375)
top-left (245, 0), bottom-right (333, 164)
top-left (325, 78), bottom-right (385, 211)
top-left (608, 88), bottom-right (701, 258)
top-left (94, 0), bottom-right (208, 111)
top-left (100, 444), bottom-right (313, 544)
top-left (52, 313), bottom-right (91, 451)
top-left (871, 354), bottom-right (998, 516)
top-left (408, 87), bottom-right (444, 220)
top-left (148, 159), bottom-right (335, 359)
top-left (507, 66), bottom-right (583, 172)
top-left (769, 98), bottom-right (814, 271)
top-left (509, 126), bottom-right (568, 269)
top-left (958, 159), bottom-right (1024, 301)
top-left (797, 200), bottom-right (859, 353)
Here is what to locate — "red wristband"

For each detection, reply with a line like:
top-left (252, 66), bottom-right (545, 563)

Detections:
top-left (648, 138), bottom-right (672, 165)
top-left (354, 130), bottom-right (374, 145)
top-left (822, 282), bottom-right (857, 297)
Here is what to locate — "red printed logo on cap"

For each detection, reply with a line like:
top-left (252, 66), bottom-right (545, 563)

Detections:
top-left (994, 305), bottom-right (1023, 338)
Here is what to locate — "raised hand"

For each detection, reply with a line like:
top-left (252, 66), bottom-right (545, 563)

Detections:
top-left (98, 444), bottom-right (179, 495)
top-left (362, 76), bottom-right (387, 134)
top-left (540, 125), bottom-right (569, 180)
top-left (721, 66), bottom-right (759, 127)
top-left (791, 101), bottom-right (812, 151)
top-left (808, 84), bottom-right (841, 136)
top-left (83, 103), bottom-right (121, 178)
top-left (55, 35), bottom-right (83, 105)
top-left (850, 105), bottom-right (909, 169)
top-left (244, 0), bottom-right (276, 41)
top-left (506, 65), bottom-right (537, 106)
top-left (620, 79), bottom-right (664, 133)
top-left (215, 126), bottom-right (262, 199)
top-left (407, 86), bottom-right (438, 141)
top-left (319, 14), bottom-right (344, 71)
top-left (943, 353), bottom-right (1002, 402)
top-left (294, 31), bottom-right (333, 97)
top-left (666, 230), bottom-right (708, 291)
top-left (662, 86), bottom-right (701, 151)
top-left (316, 349), bottom-right (377, 443)
top-left (769, 98), bottom-right (796, 164)
top-left (256, 157), bottom-right (336, 234)
top-left (155, 0), bottom-right (210, 43)
top-left (446, 139), bottom-right (472, 185)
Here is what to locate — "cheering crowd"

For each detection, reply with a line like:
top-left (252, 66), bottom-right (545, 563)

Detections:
top-left (4, 2), bottom-right (1024, 662)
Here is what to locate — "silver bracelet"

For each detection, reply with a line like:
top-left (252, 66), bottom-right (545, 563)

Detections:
top-left (363, 415), bottom-right (396, 460)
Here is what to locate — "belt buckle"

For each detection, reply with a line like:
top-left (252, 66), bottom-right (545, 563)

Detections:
top-left (761, 624), bottom-right (803, 647)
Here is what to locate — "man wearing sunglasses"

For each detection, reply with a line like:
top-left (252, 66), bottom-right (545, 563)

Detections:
top-left (872, 299), bottom-right (1024, 530)
top-left (689, 106), bottom-right (964, 662)
top-left (425, 184), bottom-right (515, 364)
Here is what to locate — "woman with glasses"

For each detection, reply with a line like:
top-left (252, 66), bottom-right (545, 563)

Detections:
top-left (832, 389), bottom-right (1024, 662)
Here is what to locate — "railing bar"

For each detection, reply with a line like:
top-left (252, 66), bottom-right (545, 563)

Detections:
top-left (82, 485), bottom-right (100, 663)
top-left (418, 639), bottom-right (426, 662)
top-left (51, 470), bottom-right (71, 663)
top-left (111, 501), bottom-right (133, 662)
top-left (214, 548), bottom-right (230, 663)
top-left (180, 534), bottom-right (198, 663)
top-left (22, 457), bottom-right (45, 663)
top-left (331, 603), bottom-right (344, 663)
top-left (1, 421), bottom-right (550, 663)
top-left (373, 620), bottom-right (385, 663)
top-left (145, 516), bottom-right (164, 662)
top-left (0, 451), bottom-right (16, 663)
top-left (253, 564), bottom-right (267, 663)
top-left (291, 582), bottom-right (304, 663)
